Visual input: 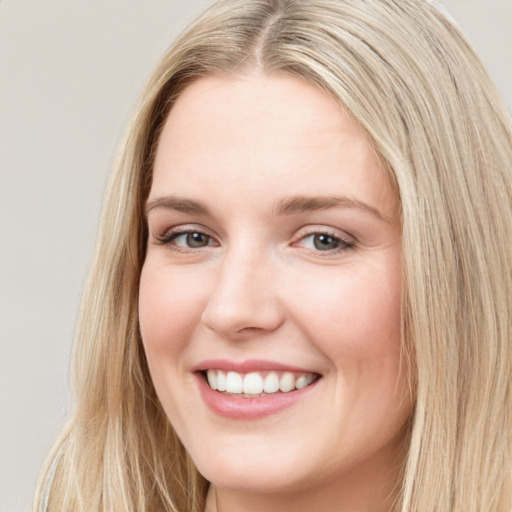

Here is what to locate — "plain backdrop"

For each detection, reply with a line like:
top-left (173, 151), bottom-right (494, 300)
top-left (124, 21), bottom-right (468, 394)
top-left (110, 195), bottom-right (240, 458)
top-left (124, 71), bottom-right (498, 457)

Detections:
top-left (1, 1), bottom-right (510, 511)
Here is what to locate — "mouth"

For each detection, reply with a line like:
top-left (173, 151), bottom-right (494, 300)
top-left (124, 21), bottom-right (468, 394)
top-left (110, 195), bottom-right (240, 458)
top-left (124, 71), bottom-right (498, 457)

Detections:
top-left (201, 369), bottom-right (321, 398)
top-left (195, 361), bottom-right (322, 419)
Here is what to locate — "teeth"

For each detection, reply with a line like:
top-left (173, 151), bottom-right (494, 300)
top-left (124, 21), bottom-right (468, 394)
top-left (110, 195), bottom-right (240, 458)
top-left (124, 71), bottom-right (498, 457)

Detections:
top-left (279, 372), bottom-right (295, 392)
top-left (206, 369), bottom-right (217, 389)
top-left (263, 372), bottom-right (280, 393)
top-left (295, 375), bottom-right (311, 390)
top-left (243, 372), bottom-right (264, 394)
top-left (217, 371), bottom-right (226, 392)
top-left (226, 371), bottom-right (243, 394)
top-left (205, 369), bottom-right (316, 396)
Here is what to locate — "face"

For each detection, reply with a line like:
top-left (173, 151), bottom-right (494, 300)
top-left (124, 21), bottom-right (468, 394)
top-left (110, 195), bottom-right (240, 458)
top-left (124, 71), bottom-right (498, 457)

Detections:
top-left (139, 73), bottom-right (411, 502)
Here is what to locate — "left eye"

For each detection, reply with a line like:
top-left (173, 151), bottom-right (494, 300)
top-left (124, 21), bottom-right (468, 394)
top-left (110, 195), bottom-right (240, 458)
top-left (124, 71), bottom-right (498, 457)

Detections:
top-left (170, 232), bottom-right (213, 248)
top-left (299, 233), bottom-right (349, 251)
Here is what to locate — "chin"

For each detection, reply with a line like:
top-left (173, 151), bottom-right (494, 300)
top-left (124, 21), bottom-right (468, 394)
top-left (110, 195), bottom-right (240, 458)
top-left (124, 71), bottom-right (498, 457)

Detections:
top-left (198, 456), bottom-right (312, 494)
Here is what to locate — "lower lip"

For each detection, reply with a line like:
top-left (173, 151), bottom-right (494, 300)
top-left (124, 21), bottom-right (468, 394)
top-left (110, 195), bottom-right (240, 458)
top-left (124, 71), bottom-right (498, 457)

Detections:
top-left (196, 373), bottom-right (320, 420)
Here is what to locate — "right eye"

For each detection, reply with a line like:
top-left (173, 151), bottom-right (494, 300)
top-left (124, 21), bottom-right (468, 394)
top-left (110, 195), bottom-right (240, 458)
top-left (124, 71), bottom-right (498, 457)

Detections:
top-left (157, 226), bottom-right (219, 252)
top-left (159, 230), bottom-right (217, 250)
top-left (163, 230), bottom-right (217, 249)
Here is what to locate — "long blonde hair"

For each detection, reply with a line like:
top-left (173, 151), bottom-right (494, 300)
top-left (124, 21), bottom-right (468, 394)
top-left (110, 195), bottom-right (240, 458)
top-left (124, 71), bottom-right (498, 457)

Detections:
top-left (35, 1), bottom-right (512, 511)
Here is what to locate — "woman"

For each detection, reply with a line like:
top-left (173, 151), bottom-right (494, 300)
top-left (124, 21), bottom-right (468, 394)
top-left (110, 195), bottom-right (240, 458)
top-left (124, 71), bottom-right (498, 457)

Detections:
top-left (35, 0), bottom-right (512, 511)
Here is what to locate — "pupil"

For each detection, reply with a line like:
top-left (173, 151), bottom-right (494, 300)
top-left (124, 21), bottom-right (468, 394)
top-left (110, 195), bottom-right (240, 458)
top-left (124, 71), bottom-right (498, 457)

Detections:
top-left (314, 234), bottom-right (339, 250)
top-left (187, 233), bottom-right (208, 247)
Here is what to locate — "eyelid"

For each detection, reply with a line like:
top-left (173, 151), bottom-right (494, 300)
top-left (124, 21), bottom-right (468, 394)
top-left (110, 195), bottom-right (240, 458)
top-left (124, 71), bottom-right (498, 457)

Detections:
top-left (293, 225), bottom-right (355, 243)
top-left (291, 226), bottom-right (356, 254)
top-left (151, 223), bottom-right (355, 256)
top-left (154, 224), bottom-right (219, 246)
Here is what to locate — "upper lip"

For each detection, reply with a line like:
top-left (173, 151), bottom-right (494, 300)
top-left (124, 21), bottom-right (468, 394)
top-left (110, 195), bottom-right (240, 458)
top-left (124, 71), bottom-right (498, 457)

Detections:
top-left (193, 359), bottom-right (320, 374)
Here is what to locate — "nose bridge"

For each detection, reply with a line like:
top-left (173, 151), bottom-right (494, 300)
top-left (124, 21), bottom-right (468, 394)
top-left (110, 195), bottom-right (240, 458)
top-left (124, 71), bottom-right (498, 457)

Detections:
top-left (201, 241), bottom-right (283, 338)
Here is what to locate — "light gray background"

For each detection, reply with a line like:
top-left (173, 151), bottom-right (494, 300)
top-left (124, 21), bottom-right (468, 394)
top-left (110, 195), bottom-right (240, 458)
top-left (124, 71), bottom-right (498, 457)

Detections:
top-left (1, 1), bottom-right (510, 511)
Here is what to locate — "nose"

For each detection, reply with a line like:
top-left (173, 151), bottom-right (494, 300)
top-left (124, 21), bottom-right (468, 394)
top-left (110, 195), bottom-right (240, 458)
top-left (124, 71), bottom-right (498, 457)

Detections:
top-left (200, 249), bottom-right (285, 339)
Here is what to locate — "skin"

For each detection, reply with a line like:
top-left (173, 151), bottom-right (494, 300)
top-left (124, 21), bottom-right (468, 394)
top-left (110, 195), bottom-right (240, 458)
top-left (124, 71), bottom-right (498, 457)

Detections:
top-left (139, 73), bottom-right (412, 512)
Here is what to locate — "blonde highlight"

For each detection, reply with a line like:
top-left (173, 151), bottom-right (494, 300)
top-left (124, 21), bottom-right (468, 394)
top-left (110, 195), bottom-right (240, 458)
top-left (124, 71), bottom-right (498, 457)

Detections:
top-left (35, 1), bottom-right (512, 511)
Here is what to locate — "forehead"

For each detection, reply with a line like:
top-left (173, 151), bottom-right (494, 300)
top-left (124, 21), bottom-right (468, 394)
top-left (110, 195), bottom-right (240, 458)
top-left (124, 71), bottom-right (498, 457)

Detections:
top-left (156, 73), bottom-right (367, 165)
top-left (151, 73), bottom-right (397, 218)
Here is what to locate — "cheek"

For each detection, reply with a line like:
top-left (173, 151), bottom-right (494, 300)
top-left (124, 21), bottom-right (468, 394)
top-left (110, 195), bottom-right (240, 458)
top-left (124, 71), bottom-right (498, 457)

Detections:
top-left (299, 264), bottom-right (409, 433)
top-left (291, 262), bottom-right (402, 363)
top-left (138, 259), bottom-right (211, 429)
top-left (138, 259), bottom-right (206, 359)
top-left (286, 259), bottom-right (407, 422)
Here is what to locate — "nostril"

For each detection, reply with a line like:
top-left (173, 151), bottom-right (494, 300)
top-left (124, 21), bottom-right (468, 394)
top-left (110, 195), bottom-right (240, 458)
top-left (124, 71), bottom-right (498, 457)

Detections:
top-left (200, 272), bottom-right (285, 338)
top-left (201, 307), bottom-right (285, 340)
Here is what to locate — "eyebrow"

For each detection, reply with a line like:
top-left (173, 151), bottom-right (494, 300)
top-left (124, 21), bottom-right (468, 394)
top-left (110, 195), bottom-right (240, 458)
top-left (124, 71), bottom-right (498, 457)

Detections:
top-left (272, 195), bottom-right (389, 221)
top-left (145, 194), bottom-right (389, 221)
top-left (145, 196), bottom-right (211, 217)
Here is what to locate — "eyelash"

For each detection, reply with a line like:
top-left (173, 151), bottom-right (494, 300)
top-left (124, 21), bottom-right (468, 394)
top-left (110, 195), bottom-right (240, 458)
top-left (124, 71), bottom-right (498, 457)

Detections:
top-left (155, 227), bottom-right (355, 255)
top-left (293, 229), bottom-right (355, 254)
top-left (155, 227), bottom-right (217, 253)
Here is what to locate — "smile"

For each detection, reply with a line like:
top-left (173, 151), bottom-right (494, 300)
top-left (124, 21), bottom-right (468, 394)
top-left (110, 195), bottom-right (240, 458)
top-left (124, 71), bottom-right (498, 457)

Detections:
top-left (195, 360), bottom-right (322, 419)
top-left (205, 369), bottom-right (318, 397)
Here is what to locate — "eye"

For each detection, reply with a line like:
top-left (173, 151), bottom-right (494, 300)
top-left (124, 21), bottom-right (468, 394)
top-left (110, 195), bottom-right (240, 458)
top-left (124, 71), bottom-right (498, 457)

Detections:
top-left (295, 231), bottom-right (354, 253)
top-left (155, 227), bottom-right (218, 251)
top-left (169, 231), bottom-right (214, 248)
